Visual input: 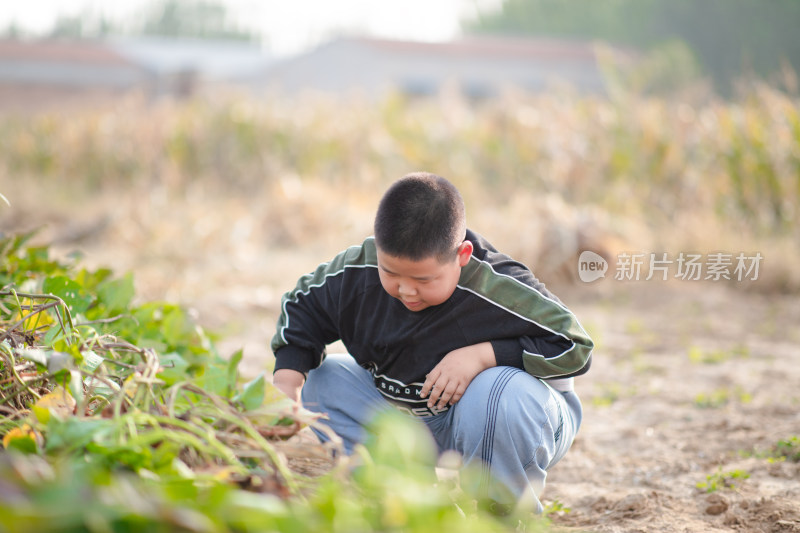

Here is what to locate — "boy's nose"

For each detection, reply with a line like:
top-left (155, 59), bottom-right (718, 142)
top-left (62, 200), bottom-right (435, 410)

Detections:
top-left (398, 283), bottom-right (417, 296)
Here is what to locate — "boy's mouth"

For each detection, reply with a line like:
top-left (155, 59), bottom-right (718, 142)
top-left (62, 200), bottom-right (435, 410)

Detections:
top-left (401, 299), bottom-right (423, 310)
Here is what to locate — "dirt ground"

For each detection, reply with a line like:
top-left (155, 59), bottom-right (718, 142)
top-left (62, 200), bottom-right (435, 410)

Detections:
top-left (3, 191), bottom-right (799, 533)
top-left (545, 283), bottom-right (800, 533)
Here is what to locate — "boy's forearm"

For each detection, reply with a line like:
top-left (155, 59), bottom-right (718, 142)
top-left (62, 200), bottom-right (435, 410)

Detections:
top-left (272, 369), bottom-right (305, 403)
top-left (469, 341), bottom-right (497, 369)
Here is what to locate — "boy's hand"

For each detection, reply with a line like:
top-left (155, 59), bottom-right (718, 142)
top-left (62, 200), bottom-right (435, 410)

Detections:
top-left (420, 342), bottom-right (496, 410)
top-left (272, 369), bottom-right (305, 403)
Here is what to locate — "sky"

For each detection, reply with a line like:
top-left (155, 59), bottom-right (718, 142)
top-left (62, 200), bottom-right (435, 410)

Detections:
top-left (0, 0), bottom-right (500, 56)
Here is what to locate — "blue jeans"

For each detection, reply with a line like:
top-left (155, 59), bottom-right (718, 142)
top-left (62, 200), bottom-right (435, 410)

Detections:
top-left (301, 354), bottom-right (583, 512)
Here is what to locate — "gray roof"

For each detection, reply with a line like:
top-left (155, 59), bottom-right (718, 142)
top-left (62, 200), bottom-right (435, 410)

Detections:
top-left (259, 36), bottom-right (623, 97)
top-left (0, 38), bottom-right (146, 88)
top-left (108, 36), bottom-right (273, 80)
top-left (0, 36), bottom-right (273, 91)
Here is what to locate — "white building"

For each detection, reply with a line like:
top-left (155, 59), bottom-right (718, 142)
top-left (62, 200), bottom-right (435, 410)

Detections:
top-left (258, 36), bottom-right (619, 99)
top-left (0, 37), bottom-right (271, 110)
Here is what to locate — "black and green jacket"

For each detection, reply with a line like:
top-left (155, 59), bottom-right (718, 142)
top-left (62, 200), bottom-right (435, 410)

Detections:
top-left (271, 230), bottom-right (593, 416)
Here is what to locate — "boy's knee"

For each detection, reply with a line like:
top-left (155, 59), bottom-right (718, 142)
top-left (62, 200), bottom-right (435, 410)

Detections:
top-left (485, 372), bottom-right (563, 451)
top-left (494, 370), bottom-right (553, 417)
top-left (305, 354), bottom-right (350, 387)
top-left (302, 355), bottom-right (348, 407)
top-left (455, 368), bottom-right (551, 441)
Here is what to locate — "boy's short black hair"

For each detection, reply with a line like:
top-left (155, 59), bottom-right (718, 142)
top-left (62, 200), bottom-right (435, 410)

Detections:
top-left (374, 172), bottom-right (466, 262)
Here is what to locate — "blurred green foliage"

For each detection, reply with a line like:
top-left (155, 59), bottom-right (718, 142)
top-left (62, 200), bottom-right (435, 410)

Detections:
top-left (696, 467), bottom-right (750, 493)
top-left (772, 436), bottom-right (800, 462)
top-left (0, 415), bottom-right (539, 532)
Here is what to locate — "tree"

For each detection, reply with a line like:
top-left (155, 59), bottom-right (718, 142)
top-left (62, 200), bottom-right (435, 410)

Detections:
top-left (49, 14), bottom-right (115, 39)
top-left (1, 22), bottom-right (24, 39)
top-left (135, 0), bottom-right (259, 42)
top-left (44, 0), bottom-right (260, 42)
top-left (463, 0), bottom-right (800, 94)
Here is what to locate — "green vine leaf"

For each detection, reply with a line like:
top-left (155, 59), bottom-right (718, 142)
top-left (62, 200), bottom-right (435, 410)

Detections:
top-left (43, 275), bottom-right (92, 315)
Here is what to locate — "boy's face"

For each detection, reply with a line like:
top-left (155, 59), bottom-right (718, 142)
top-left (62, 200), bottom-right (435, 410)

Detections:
top-left (376, 241), bottom-right (473, 312)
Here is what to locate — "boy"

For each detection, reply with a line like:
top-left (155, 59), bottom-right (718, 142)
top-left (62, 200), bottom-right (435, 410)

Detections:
top-left (271, 172), bottom-right (593, 513)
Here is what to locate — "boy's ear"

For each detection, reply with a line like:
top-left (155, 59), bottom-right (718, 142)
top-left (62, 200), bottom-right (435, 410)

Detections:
top-left (457, 240), bottom-right (473, 267)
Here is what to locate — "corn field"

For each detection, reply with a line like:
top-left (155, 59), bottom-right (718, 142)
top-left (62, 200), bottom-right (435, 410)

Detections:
top-left (2, 84), bottom-right (799, 291)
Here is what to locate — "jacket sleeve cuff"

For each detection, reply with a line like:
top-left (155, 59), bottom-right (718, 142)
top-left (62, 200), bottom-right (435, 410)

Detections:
top-left (490, 338), bottom-right (524, 369)
top-left (273, 345), bottom-right (317, 375)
